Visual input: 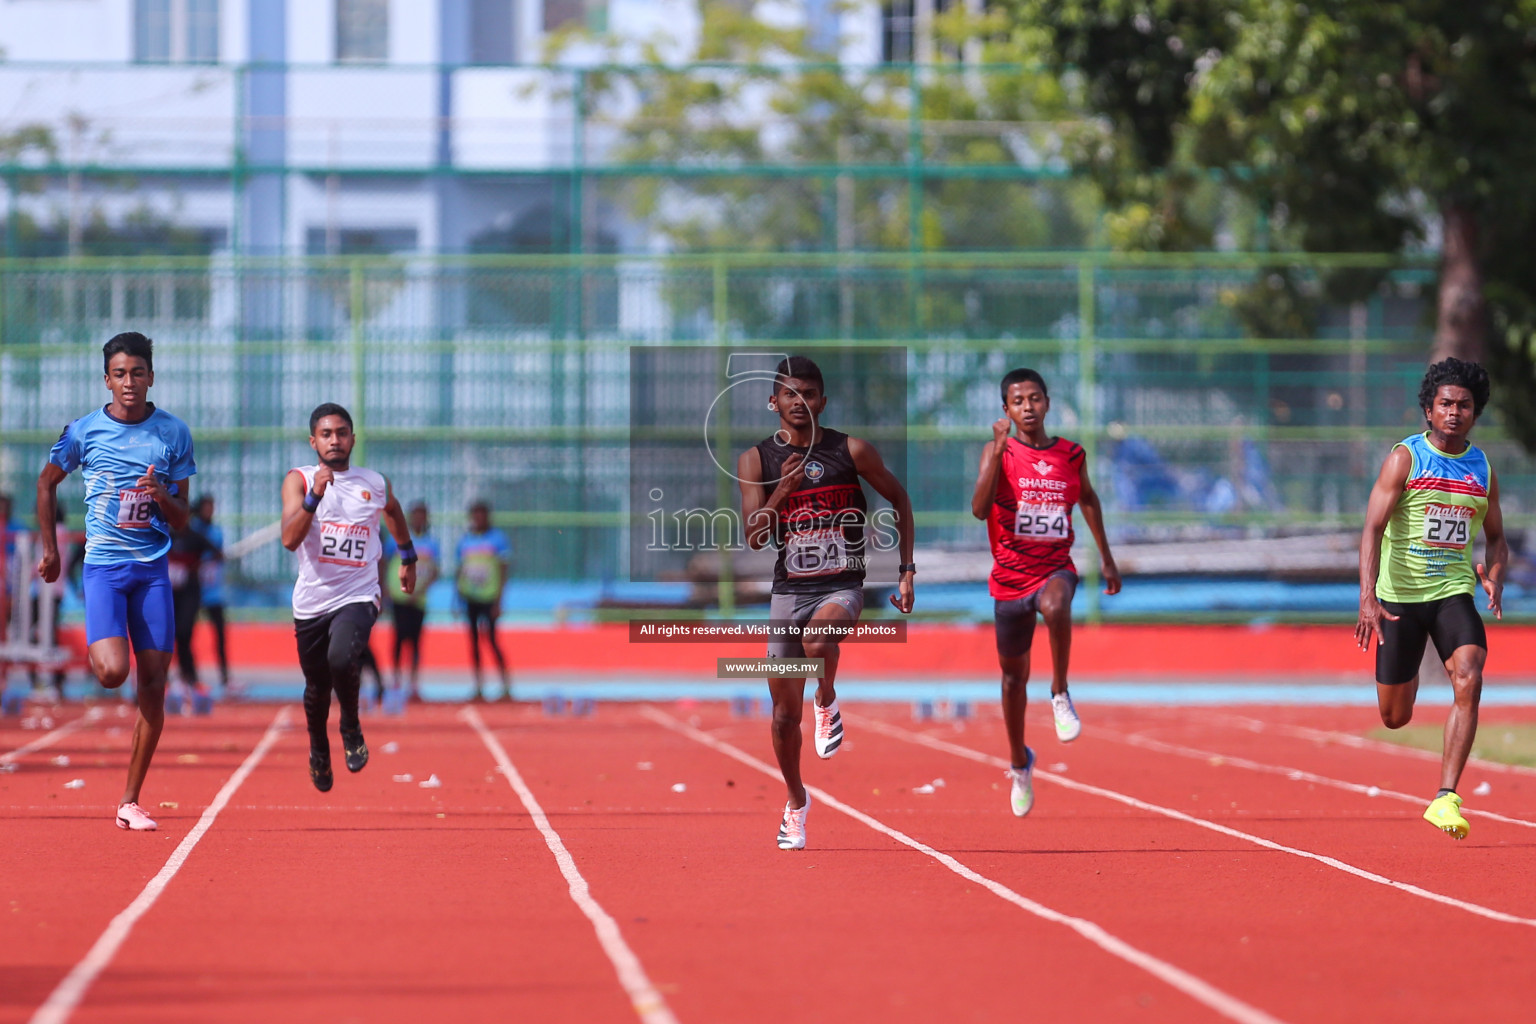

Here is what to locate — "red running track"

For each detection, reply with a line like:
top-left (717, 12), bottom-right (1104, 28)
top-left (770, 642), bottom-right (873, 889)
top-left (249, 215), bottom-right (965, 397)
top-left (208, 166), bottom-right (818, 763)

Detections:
top-left (3, 698), bottom-right (1535, 1023)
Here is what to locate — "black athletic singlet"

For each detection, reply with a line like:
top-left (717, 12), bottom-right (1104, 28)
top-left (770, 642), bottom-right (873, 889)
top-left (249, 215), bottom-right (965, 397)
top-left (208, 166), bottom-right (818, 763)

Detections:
top-left (754, 428), bottom-right (869, 595)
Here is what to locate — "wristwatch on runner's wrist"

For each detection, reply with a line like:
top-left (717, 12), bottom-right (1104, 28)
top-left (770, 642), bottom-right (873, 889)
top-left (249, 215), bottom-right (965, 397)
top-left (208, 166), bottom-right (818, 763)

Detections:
top-left (898, 563), bottom-right (917, 574)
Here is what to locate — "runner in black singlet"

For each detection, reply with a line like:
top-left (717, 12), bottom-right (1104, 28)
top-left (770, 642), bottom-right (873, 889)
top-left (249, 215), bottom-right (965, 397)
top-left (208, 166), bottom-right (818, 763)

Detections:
top-left (736, 355), bottom-right (916, 850)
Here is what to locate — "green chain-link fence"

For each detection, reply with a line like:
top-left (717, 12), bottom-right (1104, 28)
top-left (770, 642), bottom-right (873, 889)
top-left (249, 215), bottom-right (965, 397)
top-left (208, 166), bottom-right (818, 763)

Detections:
top-left (2, 251), bottom-right (1532, 618)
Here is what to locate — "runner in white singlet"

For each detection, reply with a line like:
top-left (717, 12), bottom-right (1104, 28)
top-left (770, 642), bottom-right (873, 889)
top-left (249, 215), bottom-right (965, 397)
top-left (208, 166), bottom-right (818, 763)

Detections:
top-left (280, 403), bottom-right (417, 792)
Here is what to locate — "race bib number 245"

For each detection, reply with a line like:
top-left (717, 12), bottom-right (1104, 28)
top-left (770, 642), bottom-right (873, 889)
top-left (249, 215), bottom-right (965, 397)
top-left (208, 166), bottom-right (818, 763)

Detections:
top-left (319, 521), bottom-right (371, 566)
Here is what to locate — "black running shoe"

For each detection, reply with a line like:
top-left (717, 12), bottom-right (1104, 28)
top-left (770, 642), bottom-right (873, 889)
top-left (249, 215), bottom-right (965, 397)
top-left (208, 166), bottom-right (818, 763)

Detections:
top-left (310, 748), bottom-right (334, 792)
top-left (342, 729), bottom-right (369, 773)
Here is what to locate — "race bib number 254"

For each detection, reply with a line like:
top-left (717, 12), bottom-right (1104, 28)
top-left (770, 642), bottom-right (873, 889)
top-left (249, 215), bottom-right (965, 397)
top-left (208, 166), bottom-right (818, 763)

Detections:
top-left (1014, 503), bottom-right (1069, 541)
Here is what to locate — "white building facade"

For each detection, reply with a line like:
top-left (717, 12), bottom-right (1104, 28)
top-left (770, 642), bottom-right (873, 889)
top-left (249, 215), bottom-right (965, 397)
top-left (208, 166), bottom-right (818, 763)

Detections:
top-left (0, 0), bottom-right (928, 258)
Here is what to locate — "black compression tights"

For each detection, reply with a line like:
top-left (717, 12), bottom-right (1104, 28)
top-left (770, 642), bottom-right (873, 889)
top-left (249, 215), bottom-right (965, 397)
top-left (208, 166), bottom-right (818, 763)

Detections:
top-left (294, 602), bottom-right (378, 753)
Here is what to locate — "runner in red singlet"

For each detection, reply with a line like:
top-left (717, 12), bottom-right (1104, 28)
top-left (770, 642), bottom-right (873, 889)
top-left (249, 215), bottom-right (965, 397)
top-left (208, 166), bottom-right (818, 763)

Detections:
top-left (970, 368), bottom-right (1120, 817)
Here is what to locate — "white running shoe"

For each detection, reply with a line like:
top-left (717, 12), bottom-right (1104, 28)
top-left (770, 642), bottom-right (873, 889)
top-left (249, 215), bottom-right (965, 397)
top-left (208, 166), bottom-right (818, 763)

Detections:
top-left (1007, 748), bottom-right (1036, 818)
top-left (116, 802), bottom-right (158, 831)
top-left (1051, 691), bottom-right (1081, 742)
top-left (813, 697), bottom-right (844, 759)
top-left (778, 795), bottom-right (810, 850)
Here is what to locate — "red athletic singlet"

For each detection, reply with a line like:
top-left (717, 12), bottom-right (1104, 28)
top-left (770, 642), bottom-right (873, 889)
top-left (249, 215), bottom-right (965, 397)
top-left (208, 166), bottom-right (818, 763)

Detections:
top-left (988, 436), bottom-right (1083, 599)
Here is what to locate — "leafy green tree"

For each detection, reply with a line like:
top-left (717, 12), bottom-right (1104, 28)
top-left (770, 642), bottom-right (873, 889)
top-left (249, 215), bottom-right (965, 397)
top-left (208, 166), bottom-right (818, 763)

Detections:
top-left (545, 2), bottom-right (1100, 339)
top-left (1004, 0), bottom-right (1536, 445)
top-left (550, 2), bottom-right (1093, 252)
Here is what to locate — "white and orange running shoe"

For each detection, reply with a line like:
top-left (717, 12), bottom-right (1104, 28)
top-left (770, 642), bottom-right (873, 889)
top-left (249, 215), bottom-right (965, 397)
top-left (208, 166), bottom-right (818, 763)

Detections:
top-left (116, 802), bottom-right (158, 831)
top-left (778, 796), bottom-right (810, 850)
top-left (813, 698), bottom-right (844, 759)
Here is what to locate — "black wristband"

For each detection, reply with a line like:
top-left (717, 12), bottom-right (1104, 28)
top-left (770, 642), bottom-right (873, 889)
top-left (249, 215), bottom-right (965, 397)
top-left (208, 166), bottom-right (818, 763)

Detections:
top-left (398, 543), bottom-right (418, 566)
top-left (898, 563), bottom-right (917, 574)
top-left (301, 490), bottom-right (321, 513)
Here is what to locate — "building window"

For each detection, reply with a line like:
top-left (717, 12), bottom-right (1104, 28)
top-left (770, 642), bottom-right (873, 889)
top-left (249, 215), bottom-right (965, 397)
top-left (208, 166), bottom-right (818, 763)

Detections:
top-left (134, 0), bottom-right (219, 64)
top-left (882, 0), bottom-right (915, 63)
top-left (336, 0), bottom-right (389, 63)
top-left (544, 0), bottom-right (604, 34)
top-left (471, 0), bottom-right (515, 64)
top-left (186, 0), bottom-right (218, 62)
top-left (882, 0), bottom-right (967, 63)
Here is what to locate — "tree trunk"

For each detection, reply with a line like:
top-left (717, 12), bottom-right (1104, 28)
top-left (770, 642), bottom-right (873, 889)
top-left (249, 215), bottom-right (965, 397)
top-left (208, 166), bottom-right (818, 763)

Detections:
top-left (1432, 201), bottom-right (1488, 364)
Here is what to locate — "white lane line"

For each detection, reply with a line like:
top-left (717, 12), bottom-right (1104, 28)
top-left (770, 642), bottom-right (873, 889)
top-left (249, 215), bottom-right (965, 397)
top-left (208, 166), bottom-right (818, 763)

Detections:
top-left (29, 706), bottom-right (291, 1024)
top-left (462, 708), bottom-right (679, 1024)
top-left (1099, 727), bottom-right (1536, 831)
top-left (640, 707), bottom-right (1287, 1024)
top-left (854, 715), bottom-right (1536, 930)
top-left (2, 708), bottom-right (103, 766)
top-left (1212, 713), bottom-right (1536, 778)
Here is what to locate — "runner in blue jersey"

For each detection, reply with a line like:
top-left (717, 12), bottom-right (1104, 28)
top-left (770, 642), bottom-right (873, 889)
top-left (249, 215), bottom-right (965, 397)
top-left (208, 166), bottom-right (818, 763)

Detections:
top-left (36, 332), bottom-right (197, 832)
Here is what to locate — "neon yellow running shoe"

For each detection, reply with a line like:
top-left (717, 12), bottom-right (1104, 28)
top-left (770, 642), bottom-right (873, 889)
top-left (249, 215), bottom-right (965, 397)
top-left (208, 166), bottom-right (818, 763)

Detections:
top-left (1423, 792), bottom-right (1468, 840)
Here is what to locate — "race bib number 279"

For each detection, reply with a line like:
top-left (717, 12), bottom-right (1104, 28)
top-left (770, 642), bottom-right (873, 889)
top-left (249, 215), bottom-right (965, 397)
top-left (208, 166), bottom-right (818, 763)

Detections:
top-left (1422, 503), bottom-right (1473, 549)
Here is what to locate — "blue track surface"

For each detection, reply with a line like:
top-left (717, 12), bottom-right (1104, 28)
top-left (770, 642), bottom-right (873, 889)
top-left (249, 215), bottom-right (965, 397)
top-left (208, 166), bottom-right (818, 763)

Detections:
top-left (142, 674), bottom-right (1536, 707)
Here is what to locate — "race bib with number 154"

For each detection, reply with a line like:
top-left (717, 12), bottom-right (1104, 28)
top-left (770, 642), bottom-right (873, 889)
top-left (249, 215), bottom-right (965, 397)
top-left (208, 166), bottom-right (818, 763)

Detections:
top-left (785, 527), bottom-right (851, 577)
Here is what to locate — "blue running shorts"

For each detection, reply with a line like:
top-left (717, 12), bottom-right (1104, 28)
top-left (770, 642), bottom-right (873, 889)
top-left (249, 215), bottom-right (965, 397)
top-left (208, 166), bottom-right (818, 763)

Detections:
top-left (84, 557), bottom-right (175, 651)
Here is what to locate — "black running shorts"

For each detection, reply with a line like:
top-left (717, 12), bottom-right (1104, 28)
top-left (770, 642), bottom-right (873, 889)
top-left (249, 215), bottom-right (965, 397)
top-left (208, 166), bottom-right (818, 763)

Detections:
top-left (391, 602), bottom-right (426, 642)
top-left (1375, 592), bottom-right (1487, 686)
top-left (993, 570), bottom-right (1077, 659)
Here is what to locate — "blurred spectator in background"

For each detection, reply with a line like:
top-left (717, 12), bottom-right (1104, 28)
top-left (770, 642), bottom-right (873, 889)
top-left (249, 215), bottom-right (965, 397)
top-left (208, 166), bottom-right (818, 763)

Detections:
top-left (384, 501), bottom-right (440, 703)
top-left (1, 492), bottom-right (27, 682)
top-left (29, 500), bottom-right (81, 700)
top-left (190, 496), bottom-right (232, 695)
top-left (456, 499), bottom-right (512, 702)
top-left (168, 516), bottom-right (215, 701)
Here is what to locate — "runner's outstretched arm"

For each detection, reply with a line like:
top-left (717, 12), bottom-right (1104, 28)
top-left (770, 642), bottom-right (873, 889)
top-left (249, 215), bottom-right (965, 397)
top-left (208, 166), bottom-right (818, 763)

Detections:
top-left (970, 417), bottom-right (1010, 520)
top-left (1477, 470), bottom-right (1507, 620)
top-left (849, 437), bottom-right (915, 614)
top-left (380, 479), bottom-right (416, 597)
top-left (1077, 460), bottom-right (1121, 595)
top-left (1356, 447), bottom-right (1411, 650)
top-left (35, 463), bottom-right (67, 583)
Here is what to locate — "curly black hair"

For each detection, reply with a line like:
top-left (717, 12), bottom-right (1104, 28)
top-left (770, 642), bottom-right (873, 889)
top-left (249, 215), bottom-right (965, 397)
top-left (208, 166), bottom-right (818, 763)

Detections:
top-left (1418, 357), bottom-right (1490, 418)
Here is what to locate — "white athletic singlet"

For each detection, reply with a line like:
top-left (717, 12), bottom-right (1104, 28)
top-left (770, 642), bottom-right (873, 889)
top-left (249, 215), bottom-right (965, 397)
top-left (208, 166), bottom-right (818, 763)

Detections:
top-left (290, 464), bottom-right (388, 619)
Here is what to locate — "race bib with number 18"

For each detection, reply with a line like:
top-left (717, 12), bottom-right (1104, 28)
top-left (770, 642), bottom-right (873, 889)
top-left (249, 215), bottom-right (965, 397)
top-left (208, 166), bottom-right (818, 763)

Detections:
top-left (116, 489), bottom-right (156, 529)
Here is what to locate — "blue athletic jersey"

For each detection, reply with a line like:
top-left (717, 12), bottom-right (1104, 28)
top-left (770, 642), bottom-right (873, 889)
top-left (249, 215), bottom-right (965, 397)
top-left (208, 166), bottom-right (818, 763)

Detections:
top-left (49, 405), bottom-right (197, 566)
